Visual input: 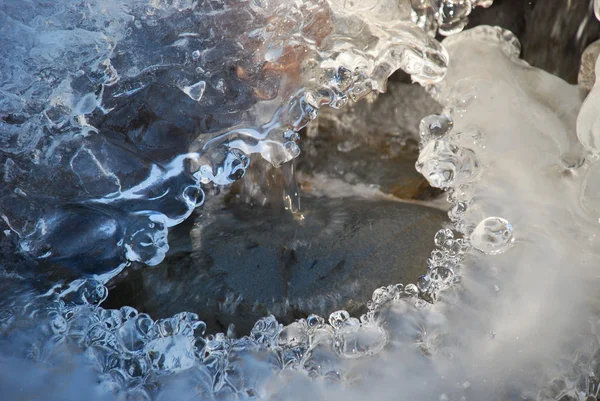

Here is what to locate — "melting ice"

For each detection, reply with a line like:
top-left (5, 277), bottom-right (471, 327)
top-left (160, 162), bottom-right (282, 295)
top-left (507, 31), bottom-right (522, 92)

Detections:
top-left (3, 1), bottom-right (600, 401)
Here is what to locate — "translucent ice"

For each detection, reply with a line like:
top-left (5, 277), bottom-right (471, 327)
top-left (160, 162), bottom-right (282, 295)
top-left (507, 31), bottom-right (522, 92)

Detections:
top-left (413, 25), bottom-right (600, 401)
top-left (469, 216), bottom-right (514, 255)
top-left (415, 137), bottom-right (479, 188)
top-left (12, 4), bottom-right (600, 401)
top-left (0, 0), bottom-right (451, 276)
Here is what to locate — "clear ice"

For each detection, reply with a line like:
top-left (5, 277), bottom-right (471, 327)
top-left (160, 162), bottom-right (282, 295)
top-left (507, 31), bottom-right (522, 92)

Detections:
top-left (5, 1), bottom-right (600, 401)
top-left (0, 0), bottom-right (450, 274)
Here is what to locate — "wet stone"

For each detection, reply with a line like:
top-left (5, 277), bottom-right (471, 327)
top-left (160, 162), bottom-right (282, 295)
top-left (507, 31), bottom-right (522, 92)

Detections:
top-left (104, 197), bottom-right (447, 334)
top-left (299, 82), bottom-right (443, 200)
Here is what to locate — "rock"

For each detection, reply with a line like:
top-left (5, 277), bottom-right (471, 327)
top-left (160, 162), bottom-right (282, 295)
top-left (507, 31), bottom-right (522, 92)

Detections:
top-left (467, 0), bottom-right (600, 84)
top-left (298, 82), bottom-right (442, 201)
top-left (229, 82), bottom-right (444, 207)
top-left (104, 197), bottom-right (447, 334)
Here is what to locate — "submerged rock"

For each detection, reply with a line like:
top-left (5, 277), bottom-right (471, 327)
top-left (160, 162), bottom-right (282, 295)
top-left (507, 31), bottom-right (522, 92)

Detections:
top-left (105, 197), bottom-right (447, 334)
top-left (230, 82), bottom-right (444, 207)
top-left (300, 82), bottom-right (442, 200)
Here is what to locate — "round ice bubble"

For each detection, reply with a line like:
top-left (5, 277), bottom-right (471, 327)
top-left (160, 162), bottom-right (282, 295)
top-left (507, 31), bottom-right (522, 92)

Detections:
top-left (124, 211), bottom-right (169, 266)
top-left (434, 228), bottom-right (454, 247)
top-left (419, 114), bottom-right (453, 143)
top-left (469, 217), bottom-right (514, 255)
top-left (438, 0), bottom-right (473, 36)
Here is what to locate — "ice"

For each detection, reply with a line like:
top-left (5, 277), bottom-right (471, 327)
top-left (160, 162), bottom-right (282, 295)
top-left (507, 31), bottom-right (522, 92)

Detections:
top-left (415, 25), bottom-right (600, 400)
top-left (145, 335), bottom-right (196, 373)
top-left (1, 0), bottom-right (450, 276)
top-left (415, 137), bottom-right (479, 189)
top-left (0, 0), bottom-right (463, 396)
top-left (469, 216), bottom-right (514, 255)
top-left (123, 211), bottom-right (169, 266)
top-left (411, 0), bottom-right (491, 37)
top-left (181, 81), bottom-right (206, 102)
top-left (8, 1), bottom-right (600, 401)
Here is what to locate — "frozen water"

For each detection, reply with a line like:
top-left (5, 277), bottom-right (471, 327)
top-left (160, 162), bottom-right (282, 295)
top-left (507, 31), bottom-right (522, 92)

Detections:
top-left (0, 0), bottom-right (461, 397)
top-left (469, 216), bottom-right (514, 255)
top-left (411, 0), bottom-right (491, 37)
top-left (6, 1), bottom-right (600, 401)
top-left (0, 0), bottom-right (450, 276)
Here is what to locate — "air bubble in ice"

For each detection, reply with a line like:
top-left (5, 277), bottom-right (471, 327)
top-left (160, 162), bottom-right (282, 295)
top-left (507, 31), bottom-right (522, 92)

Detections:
top-left (443, 239), bottom-right (462, 257)
top-left (99, 309), bottom-right (122, 331)
top-left (77, 280), bottom-right (109, 306)
top-left (411, 0), bottom-right (486, 36)
top-left (438, 0), bottom-right (472, 36)
top-left (404, 283), bottom-right (419, 297)
top-left (74, 93), bottom-right (98, 116)
top-left (329, 310), bottom-right (351, 329)
top-left (449, 201), bottom-right (468, 221)
top-left (307, 315), bottom-right (325, 329)
top-left (182, 81), bottom-right (206, 102)
top-left (117, 314), bottom-right (155, 353)
top-left (182, 185), bottom-right (205, 208)
top-left (434, 228), bottom-right (454, 247)
top-left (470, 217), bottom-right (514, 255)
top-left (420, 114), bottom-right (453, 143)
top-left (430, 266), bottom-right (453, 284)
top-left (124, 211), bottom-right (169, 266)
top-left (50, 315), bottom-right (68, 335)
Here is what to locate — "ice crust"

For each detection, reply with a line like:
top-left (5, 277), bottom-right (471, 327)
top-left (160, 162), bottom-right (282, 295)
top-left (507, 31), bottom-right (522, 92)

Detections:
top-left (13, 2), bottom-right (600, 401)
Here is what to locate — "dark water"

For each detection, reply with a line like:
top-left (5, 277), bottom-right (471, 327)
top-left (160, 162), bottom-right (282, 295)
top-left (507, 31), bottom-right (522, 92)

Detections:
top-left (105, 197), bottom-right (447, 334)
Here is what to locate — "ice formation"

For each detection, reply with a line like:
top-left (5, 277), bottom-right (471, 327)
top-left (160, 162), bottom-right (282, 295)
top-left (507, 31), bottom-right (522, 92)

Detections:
top-left (6, 1), bottom-right (600, 401)
top-left (0, 0), bottom-right (457, 278)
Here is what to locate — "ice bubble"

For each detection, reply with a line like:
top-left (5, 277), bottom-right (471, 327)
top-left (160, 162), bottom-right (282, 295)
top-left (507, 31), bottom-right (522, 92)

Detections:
top-left (181, 81), bottom-right (206, 102)
top-left (124, 211), bottom-right (169, 266)
top-left (420, 114), bottom-right (454, 143)
top-left (469, 216), bottom-right (514, 255)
